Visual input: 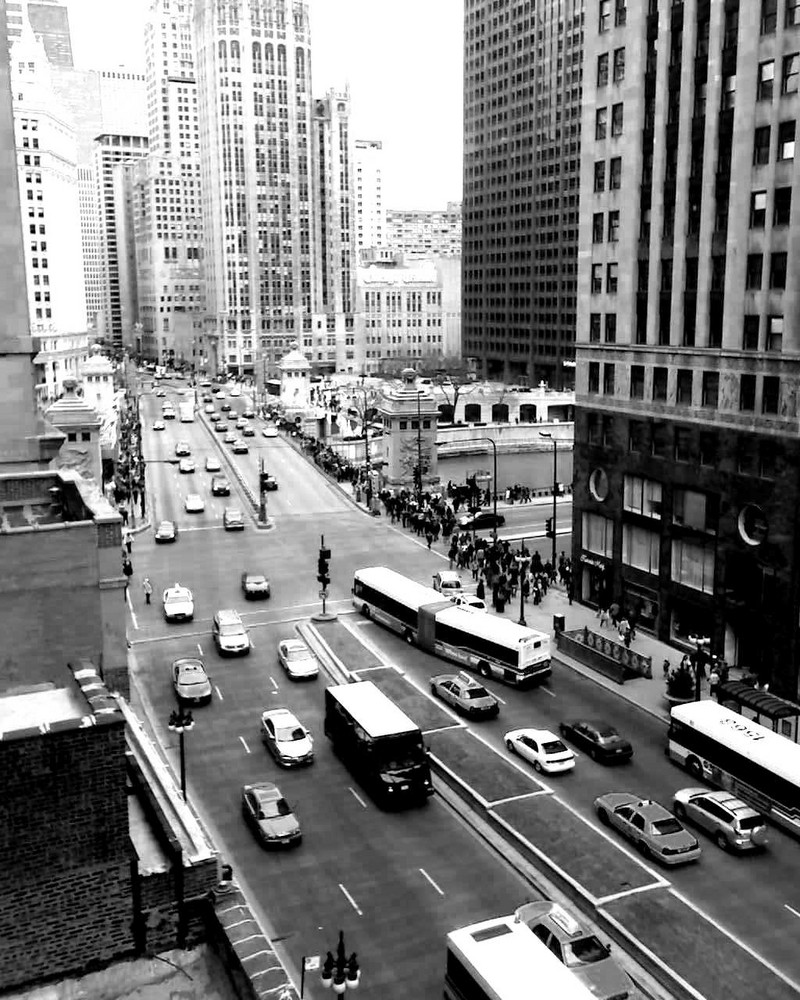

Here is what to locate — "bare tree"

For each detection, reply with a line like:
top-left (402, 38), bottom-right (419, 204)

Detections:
top-left (435, 371), bottom-right (475, 425)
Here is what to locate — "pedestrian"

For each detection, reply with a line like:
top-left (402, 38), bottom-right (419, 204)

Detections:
top-left (425, 530), bottom-right (433, 550)
top-left (709, 664), bottom-right (721, 699)
top-left (476, 575), bottom-right (486, 601)
top-left (124, 528), bottom-right (133, 555)
top-left (663, 658), bottom-right (671, 678)
top-left (142, 577), bottom-right (153, 605)
top-left (119, 505), bottom-right (129, 527)
top-left (122, 558), bottom-right (133, 595)
top-left (608, 601), bottom-right (620, 627)
top-left (567, 579), bottom-right (573, 605)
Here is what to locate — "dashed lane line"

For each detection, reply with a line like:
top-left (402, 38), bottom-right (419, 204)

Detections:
top-left (419, 868), bottom-right (445, 896)
top-left (338, 883), bottom-right (363, 916)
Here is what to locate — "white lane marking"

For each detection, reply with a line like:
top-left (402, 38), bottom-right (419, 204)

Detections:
top-left (269, 675), bottom-right (279, 692)
top-left (492, 690), bottom-right (507, 705)
top-left (239, 736), bottom-right (251, 753)
top-left (785, 904), bottom-right (800, 920)
top-left (596, 882), bottom-right (667, 905)
top-left (338, 883), bottom-right (363, 916)
top-left (419, 868), bottom-right (445, 896)
top-left (539, 685), bottom-right (556, 698)
top-left (197, 642), bottom-right (204, 656)
top-left (214, 685), bottom-right (224, 700)
top-left (348, 787), bottom-right (368, 809)
top-left (127, 590), bottom-right (139, 630)
top-left (249, 638), bottom-right (256, 650)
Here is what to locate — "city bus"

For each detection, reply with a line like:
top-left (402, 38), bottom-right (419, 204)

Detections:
top-left (352, 566), bottom-right (551, 686)
top-left (667, 700), bottom-right (800, 837)
top-left (178, 401), bottom-right (194, 423)
top-left (445, 914), bottom-right (596, 1000)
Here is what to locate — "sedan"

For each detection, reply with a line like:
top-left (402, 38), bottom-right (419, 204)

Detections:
top-left (172, 657), bottom-right (212, 706)
top-left (214, 421), bottom-right (228, 433)
top-left (231, 438), bottom-right (249, 454)
top-left (242, 425), bottom-right (255, 437)
top-left (277, 638), bottom-right (320, 680)
top-left (174, 441), bottom-right (191, 457)
top-left (162, 584), bottom-right (194, 622)
top-left (209, 412), bottom-right (222, 423)
top-left (263, 425), bottom-right (278, 438)
top-left (223, 507), bottom-right (245, 530)
top-left (458, 510), bottom-right (506, 531)
top-left (211, 476), bottom-right (231, 497)
top-left (205, 456), bottom-right (221, 472)
top-left (223, 431), bottom-right (237, 445)
top-left (504, 728), bottom-right (575, 774)
top-left (204, 403), bottom-right (216, 414)
top-left (184, 493), bottom-right (205, 513)
top-left (154, 519), bottom-right (178, 544)
top-left (153, 419), bottom-right (166, 431)
top-left (260, 707), bottom-right (314, 766)
top-left (594, 793), bottom-right (702, 866)
top-left (242, 572), bottom-right (271, 599)
top-left (235, 418), bottom-right (247, 430)
top-left (178, 457), bottom-right (195, 474)
top-left (221, 402), bottom-right (232, 412)
top-left (430, 672), bottom-right (499, 718)
top-left (155, 389), bottom-right (166, 398)
top-left (242, 408), bottom-right (255, 419)
top-left (672, 788), bottom-right (768, 852)
top-left (450, 594), bottom-right (487, 613)
top-left (558, 720), bottom-right (633, 764)
top-left (241, 782), bottom-right (301, 848)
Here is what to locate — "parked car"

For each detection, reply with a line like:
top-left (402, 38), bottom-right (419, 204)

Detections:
top-left (163, 584), bottom-right (194, 622)
top-left (277, 638), bottom-right (319, 680)
top-left (212, 609), bottom-right (250, 655)
top-left (242, 572), bottom-right (271, 599)
top-left (171, 657), bottom-right (212, 705)
top-left (241, 782), bottom-right (301, 848)
top-left (430, 671), bottom-right (499, 719)
top-left (223, 507), bottom-right (245, 530)
top-left (260, 707), bottom-right (314, 766)
top-left (154, 520), bottom-right (178, 544)
top-left (504, 728), bottom-right (575, 774)
top-left (593, 793), bottom-right (701, 866)
top-left (672, 788), bottom-right (768, 852)
top-left (558, 720), bottom-right (633, 764)
top-left (458, 510), bottom-right (506, 531)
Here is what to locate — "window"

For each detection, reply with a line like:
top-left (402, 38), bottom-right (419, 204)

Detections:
top-left (721, 74), bottom-right (736, 109)
top-left (590, 313), bottom-right (601, 342)
top-left (750, 190), bottom-right (767, 228)
top-left (774, 186), bottom-right (792, 225)
top-left (599, 0), bottom-right (611, 32)
top-left (653, 367), bottom-right (668, 401)
top-left (762, 0), bottom-right (778, 33)
top-left (594, 161), bottom-right (606, 192)
top-left (582, 512), bottom-right (613, 558)
top-left (685, 257), bottom-right (698, 290)
top-left (783, 53), bottom-right (800, 94)
top-left (661, 259), bottom-right (673, 292)
top-left (753, 125), bottom-right (771, 165)
top-left (702, 371), bottom-right (719, 408)
top-left (631, 365), bottom-right (645, 399)
top-left (624, 475), bottom-right (662, 517)
top-left (746, 253), bottom-right (763, 289)
top-left (609, 156), bottom-right (622, 189)
top-left (778, 120), bottom-right (796, 159)
top-left (788, 0), bottom-right (800, 26)
top-left (623, 525), bottom-right (660, 575)
top-left (611, 103), bottom-right (624, 136)
top-left (613, 47), bottom-right (626, 83)
top-left (770, 251), bottom-right (787, 288)
top-left (588, 362), bottom-right (600, 393)
top-left (603, 363), bottom-right (615, 395)
top-left (593, 212), bottom-right (605, 243)
top-left (740, 373), bottom-right (756, 411)
top-left (672, 539), bottom-right (715, 594)
top-left (607, 262), bottom-right (619, 293)
top-left (763, 376), bottom-right (780, 414)
top-left (700, 431), bottom-right (717, 467)
top-left (743, 316), bottom-right (760, 350)
top-left (674, 489), bottom-right (716, 532)
top-left (591, 263), bottom-right (603, 293)
top-left (677, 369), bottom-right (693, 405)
top-left (608, 210), bottom-right (620, 241)
top-left (596, 107), bottom-right (608, 140)
top-left (605, 313), bottom-right (617, 343)
top-left (767, 314), bottom-right (784, 351)
top-left (758, 60), bottom-right (775, 100)
top-left (597, 53), bottom-right (609, 87)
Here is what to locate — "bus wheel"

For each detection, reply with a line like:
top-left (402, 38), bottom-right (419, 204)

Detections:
top-left (478, 662), bottom-right (490, 678)
top-left (404, 630), bottom-right (413, 644)
top-left (361, 604), bottom-right (370, 618)
top-left (687, 757), bottom-right (703, 779)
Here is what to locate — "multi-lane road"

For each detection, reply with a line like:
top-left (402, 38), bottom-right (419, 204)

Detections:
top-left (129, 378), bottom-right (800, 998)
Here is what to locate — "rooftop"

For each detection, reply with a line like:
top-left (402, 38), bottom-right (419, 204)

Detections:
top-left (0, 683), bottom-right (88, 737)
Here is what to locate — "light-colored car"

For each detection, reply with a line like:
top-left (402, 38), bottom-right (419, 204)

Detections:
top-left (432, 570), bottom-right (463, 594)
top-left (277, 638), bottom-right (320, 680)
top-left (450, 593), bottom-right (487, 613)
top-left (514, 902), bottom-right (631, 1000)
top-left (212, 609), bottom-right (250, 656)
top-left (175, 441), bottom-right (191, 457)
top-left (594, 793), bottom-right (702, 866)
top-left (430, 671), bottom-right (499, 719)
top-left (223, 507), bottom-right (245, 530)
top-left (672, 788), bottom-right (768, 852)
top-left (162, 407), bottom-right (176, 419)
top-left (241, 781), bottom-right (301, 848)
top-left (242, 572), bottom-right (271, 599)
top-left (205, 456), bottom-right (221, 472)
top-left (171, 657), bottom-right (212, 705)
top-left (178, 457), bottom-right (195, 474)
top-left (231, 438), bottom-right (249, 454)
top-left (263, 425), bottom-right (278, 438)
top-left (229, 385), bottom-right (242, 398)
top-left (204, 403), bottom-right (215, 414)
top-left (223, 431), bottom-right (237, 444)
top-left (154, 519), bottom-right (178, 543)
top-left (260, 707), bottom-right (314, 766)
top-left (163, 584), bottom-right (194, 622)
top-left (504, 728), bottom-right (575, 774)
top-left (235, 418), bottom-right (247, 430)
top-left (184, 493), bottom-right (205, 513)
top-left (153, 419), bottom-right (165, 431)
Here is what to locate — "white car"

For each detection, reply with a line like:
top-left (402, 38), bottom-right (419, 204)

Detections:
top-left (204, 403), bottom-right (216, 414)
top-left (504, 728), bottom-right (575, 774)
top-left (205, 456), bottom-right (221, 472)
top-left (153, 419), bottom-right (166, 431)
top-left (178, 457), bottom-right (195, 474)
top-left (277, 638), bottom-right (320, 680)
top-left (433, 570), bottom-right (463, 594)
top-left (163, 584), bottom-right (194, 622)
top-left (260, 707), bottom-right (314, 766)
top-left (450, 593), bottom-right (487, 613)
top-left (263, 425), bottom-right (278, 438)
top-left (184, 493), bottom-right (205, 513)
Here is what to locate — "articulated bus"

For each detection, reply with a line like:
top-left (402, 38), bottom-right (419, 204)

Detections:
top-left (668, 700), bottom-right (800, 837)
top-left (445, 914), bottom-right (596, 1000)
top-left (352, 566), bottom-right (551, 687)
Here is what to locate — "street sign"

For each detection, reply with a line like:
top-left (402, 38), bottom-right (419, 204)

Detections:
top-left (319, 589), bottom-right (329, 599)
top-left (303, 956), bottom-right (320, 971)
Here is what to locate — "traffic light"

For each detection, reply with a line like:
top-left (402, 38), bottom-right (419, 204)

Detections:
top-left (545, 517), bottom-right (554, 538)
top-left (259, 471), bottom-right (270, 492)
top-left (317, 545), bottom-right (331, 587)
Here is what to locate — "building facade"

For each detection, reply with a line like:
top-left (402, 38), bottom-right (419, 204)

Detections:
top-left (461, 0), bottom-right (582, 389)
top-left (354, 138), bottom-right (385, 250)
top-left (573, 0), bottom-right (800, 698)
top-left (5, 0), bottom-right (74, 68)
top-left (386, 202), bottom-right (462, 258)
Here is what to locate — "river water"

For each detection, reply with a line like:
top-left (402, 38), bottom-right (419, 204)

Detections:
top-left (437, 448), bottom-right (573, 495)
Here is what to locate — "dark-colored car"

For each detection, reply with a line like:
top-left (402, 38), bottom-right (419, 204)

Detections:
top-left (242, 572), bottom-right (271, 599)
top-left (211, 476), bottom-right (230, 496)
top-left (242, 425), bottom-right (255, 437)
top-left (221, 402), bottom-right (232, 412)
top-left (154, 519), bottom-right (178, 543)
top-left (171, 657), bottom-right (212, 706)
top-left (458, 509), bottom-right (506, 531)
top-left (241, 782), bottom-right (301, 848)
top-left (558, 720), bottom-right (633, 764)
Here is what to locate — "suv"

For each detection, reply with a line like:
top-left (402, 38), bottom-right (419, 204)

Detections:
top-left (515, 902), bottom-right (631, 1000)
top-left (672, 788), bottom-right (768, 852)
top-left (430, 671), bottom-right (499, 719)
top-left (212, 609), bottom-right (251, 656)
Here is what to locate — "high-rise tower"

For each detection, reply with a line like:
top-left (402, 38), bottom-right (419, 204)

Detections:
top-left (5, 0), bottom-right (74, 68)
top-left (354, 138), bottom-right (385, 251)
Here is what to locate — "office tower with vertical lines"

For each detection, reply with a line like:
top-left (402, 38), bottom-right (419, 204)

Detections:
top-left (461, 0), bottom-right (583, 388)
top-left (5, 0), bottom-right (74, 68)
top-left (354, 138), bottom-right (385, 251)
top-left (573, 0), bottom-right (800, 698)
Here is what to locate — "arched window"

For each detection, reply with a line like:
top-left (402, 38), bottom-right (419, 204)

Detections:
top-left (519, 403), bottom-right (538, 423)
top-left (218, 40), bottom-right (227, 66)
top-left (464, 403), bottom-right (482, 423)
top-left (491, 403), bottom-right (509, 423)
top-left (438, 403), bottom-right (454, 423)
top-left (230, 40), bottom-right (240, 62)
top-left (277, 45), bottom-right (287, 76)
top-left (252, 42), bottom-right (262, 73)
top-left (295, 47), bottom-right (305, 83)
top-left (265, 43), bottom-right (274, 74)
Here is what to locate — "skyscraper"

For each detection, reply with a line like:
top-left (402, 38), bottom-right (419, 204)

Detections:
top-left (461, 0), bottom-right (583, 389)
top-left (354, 138), bottom-right (385, 251)
top-left (573, 0), bottom-right (800, 698)
top-left (5, 0), bottom-right (74, 68)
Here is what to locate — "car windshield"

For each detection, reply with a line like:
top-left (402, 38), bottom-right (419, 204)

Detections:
top-left (466, 688), bottom-right (490, 700)
top-left (563, 936), bottom-right (609, 967)
top-left (247, 576), bottom-right (267, 586)
top-left (260, 797), bottom-right (292, 819)
top-left (286, 646), bottom-right (311, 660)
top-left (168, 591), bottom-right (190, 602)
top-left (227, 510), bottom-right (242, 518)
top-left (651, 817), bottom-right (683, 836)
top-left (182, 675), bottom-right (207, 688)
top-left (277, 726), bottom-right (307, 742)
top-left (596, 726), bottom-right (619, 740)
top-left (542, 739), bottom-right (568, 754)
top-left (219, 622), bottom-right (244, 636)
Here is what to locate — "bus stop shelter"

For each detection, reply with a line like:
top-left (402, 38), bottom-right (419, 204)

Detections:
top-left (717, 680), bottom-right (800, 743)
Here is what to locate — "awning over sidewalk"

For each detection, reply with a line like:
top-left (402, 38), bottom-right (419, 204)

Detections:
top-left (717, 680), bottom-right (800, 723)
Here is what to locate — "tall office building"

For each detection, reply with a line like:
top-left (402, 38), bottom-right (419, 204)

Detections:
top-left (461, 0), bottom-right (583, 389)
top-left (386, 203), bottom-right (462, 258)
top-left (573, 0), bottom-right (800, 698)
top-left (5, 0), bottom-right (73, 68)
top-left (193, 0), bottom-right (355, 379)
top-left (78, 165), bottom-right (104, 330)
top-left (354, 138), bottom-right (385, 250)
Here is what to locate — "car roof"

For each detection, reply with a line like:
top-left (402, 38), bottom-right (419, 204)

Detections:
top-left (174, 658), bottom-right (205, 673)
top-left (701, 789), bottom-right (763, 817)
top-left (282, 638), bottom-right (306, 649)
top-left (247, 782), bottom-right (280, 802)
top-left (634, 799), bottom-right (672, 820)
top-left (165, 585), bottom-right (191, 596)
top-left (516, 902), bottom-right (585, 940)
top-left (262, 707), bottom-right (299, 725)
top-left (216, 608), bottom-right (242, 623)
top-left (517, 728), bottom-right (559, 740)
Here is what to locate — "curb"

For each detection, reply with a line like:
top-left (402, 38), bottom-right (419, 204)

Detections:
top-left (196, 412), bottom-right (267, 528)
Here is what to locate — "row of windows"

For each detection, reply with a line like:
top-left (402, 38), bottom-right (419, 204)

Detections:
top-left (761, 0), bottom-right (800, 33)
top-left (753, 120), bottom-right (795, 163)
top-left (592, 210), bottom-right (620, 243)
top-left (596, 47), bottom-right (625, 87)
top-left (595, 103), bottom-right (623, 140)
top-left (757, 54), bottom-right (800, 100)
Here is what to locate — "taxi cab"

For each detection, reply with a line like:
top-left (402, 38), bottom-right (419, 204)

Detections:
top-left (429, 671), bottom-right (499, 719)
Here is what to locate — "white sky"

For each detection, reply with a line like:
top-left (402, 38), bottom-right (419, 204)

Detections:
top-left (65, 0), bottom-right (463, 209)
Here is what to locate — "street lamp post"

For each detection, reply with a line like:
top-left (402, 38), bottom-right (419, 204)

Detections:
top-left (168, 708), bottom-right (194, 801)
top-left (318, 930), bottom-right (360, 994)
top-left (486, 437), bottom-right (498, 543)
top-left (350, 387), bottom-right (373, 511)
top-left (416, 389), bottom-right (423, 505)
top-left (539, 431), bottom-right (557, 567)
top-left (516, 540), bottom-right (529, 627)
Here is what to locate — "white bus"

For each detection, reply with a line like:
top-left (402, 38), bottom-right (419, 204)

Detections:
top-left (352, 566), bottom-right (551, 686)
top-left (668, 700), bottom-right (800, 836)
top-left (445, 914), bottom-right (596, 1000)
top-left (178, 401), bottom-right (194, 423)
